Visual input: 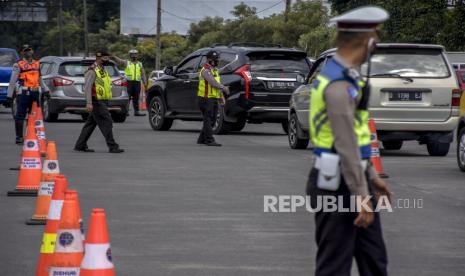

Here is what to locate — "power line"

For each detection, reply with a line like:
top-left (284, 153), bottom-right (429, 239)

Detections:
top-left (256, 0), bottom-right (284, 14)
top-left (161, 8), bottom-right (197, 22)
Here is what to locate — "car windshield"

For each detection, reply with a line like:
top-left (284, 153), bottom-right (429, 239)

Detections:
top-left (362, 48), bottom-right (450, 78)
top-left (248, 52), bottom-right (310, 74)
top-left (59, 62), bottom-right (120, 77)
top-left (0, 50), bottom-right (17, 67)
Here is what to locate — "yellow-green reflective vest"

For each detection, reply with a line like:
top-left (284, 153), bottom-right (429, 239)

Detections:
top-left (309, 72), bottom-right (371, 159)
top-left (124, 61), bottom-right (142, 81)
top-left (198, 67), bottom-right (221, 99)
top-left (94, 67), bottom-right (112, 100)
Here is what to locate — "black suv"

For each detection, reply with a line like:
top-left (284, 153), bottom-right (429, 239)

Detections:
top-left (146, 43), bottom-right (311, 134)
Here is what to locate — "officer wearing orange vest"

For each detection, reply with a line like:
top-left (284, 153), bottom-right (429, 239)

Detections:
top-left (7, 45), bottom-right (44, 144)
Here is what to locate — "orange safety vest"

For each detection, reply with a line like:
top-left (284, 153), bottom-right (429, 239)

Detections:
top-left (18, 60), bottom-right (40, 88)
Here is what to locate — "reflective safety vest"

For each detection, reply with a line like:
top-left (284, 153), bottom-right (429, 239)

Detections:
top-left (198, 66), bottom-right (221, 99)
top-left (309, 59), bottom-right (371, 159)
top-left (124, 61), bottom-right (142, 81)
top-left (93, 66), bottom-right (112, 100)
top-left (18, 60), bottom-right (40, 88)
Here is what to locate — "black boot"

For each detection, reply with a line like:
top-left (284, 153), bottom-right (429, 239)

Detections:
top-left (15, 120), bottom-right (24, 145)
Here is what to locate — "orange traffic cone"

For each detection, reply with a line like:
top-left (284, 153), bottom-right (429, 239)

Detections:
top-left (26, 141), bottom-right (61, 225)
top-left (369, 119), bottom-right (388, 178)
top-left (49, 190), bottom-right (84, 275)
top-left (67, 189), bottom-right (85, 241)
top-left (80, 208), bottom-right (115, 276)
top-left (36, 175), bottom-right (68, 276)
top-left (7, 117), bottom-right (43, 196)
top-left (35, 104), bottom-right (47, 157)
top-left (30, 101), bottom-right (38, 118)
top-left (139, 85), bottom-right (147, 111)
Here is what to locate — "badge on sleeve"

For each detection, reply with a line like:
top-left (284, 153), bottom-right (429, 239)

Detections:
top-left (347, 86), bottom-right (359, 99)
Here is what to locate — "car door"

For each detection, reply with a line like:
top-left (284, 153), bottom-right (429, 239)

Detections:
top-left (295, 57), bottom-right (327, 131)
top-left (39, 62), bottom-right (54, 93)
top-left (165, 56), bottom-right (202, 113)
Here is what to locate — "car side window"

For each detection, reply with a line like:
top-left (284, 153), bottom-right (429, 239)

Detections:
top-left (40, 62), bottom-right (51, 75)
top-left (307, 58), bottom-right (325, 84)
top-left (176, 56), bottom-right (202, 74)
top-left (218, 52), bottom-right (236, 68)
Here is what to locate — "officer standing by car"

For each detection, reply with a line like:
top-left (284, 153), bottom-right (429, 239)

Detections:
top-left (112, 49), bottom-right (147, 116)
top-left (306, 6), bottom-right (392, 276)
top-left (74, 50), bottom-right (124, 153)
top-left (7, 45), bottom-right (44, 144)
top-left (197, 50), bottom-right (229, 146)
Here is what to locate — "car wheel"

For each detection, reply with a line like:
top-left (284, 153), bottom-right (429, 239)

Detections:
top-left (288, 113), bottom-right (309, 149)
top-left (111, 113), bottom-right (126, 123)
top-left (427, 142), bottom-right (450, 157)
top-left (81, 113), bottom-right (89, 121)
top-left (42, 97), bottom-right (59, 122)
top-left (230, 117), bottom-right (246, 132)
top-left (457, 127), bottom-right (465, 172)
top-left (213, 105), bottom-right (232, 135)
top-left (382, 140), bottom-right (403, 150)
top-left (149, 95), bottom-right (172, 131)
top-left (281, 121), bottom-right (289, 135)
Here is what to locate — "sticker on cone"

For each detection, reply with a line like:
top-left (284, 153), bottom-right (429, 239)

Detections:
top-left (369, 119), bottom-right (388, 178)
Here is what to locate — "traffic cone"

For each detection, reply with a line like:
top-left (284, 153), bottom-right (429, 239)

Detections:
top-left (67, 189), bottom-right (85, 242)
top-left (369, 119), bottom-right (389, 178)
top-left (7, 117), bottom-right (43, 196)
top-left (36, 175), bottom-right (68, 276)
top-left (35, 104), bottom-right (47, 157)
top-left (139, 84), bottom-right (147, 111)
top-left (48, 190), bottom-right (84, 275)
top-left (80, 208), bottom-right (115, 276)
top-left (30, 101), bottom-right (38, 118)
top-left (26, 141), bottom-right (61, 225)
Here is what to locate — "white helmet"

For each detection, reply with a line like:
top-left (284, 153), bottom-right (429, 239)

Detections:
top-left (129, 49), bottom-right (138, 54)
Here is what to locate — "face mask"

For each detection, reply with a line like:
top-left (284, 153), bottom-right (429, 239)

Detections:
top-left (25, 51), bottom-right (33, 58)
top-left (131, 57), bottom-right (137, 61)
top-left (210, 59), bottom-right (219, 67)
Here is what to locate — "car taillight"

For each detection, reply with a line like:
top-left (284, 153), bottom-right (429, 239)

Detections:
top-left (112, 78), bottom-right (127, 87)
top-left (452, 88), bottom-right (462, 107)
top-left (53, 77), bottom-right (74, 87)
top-left (235, 64), bottom-right (252, 99)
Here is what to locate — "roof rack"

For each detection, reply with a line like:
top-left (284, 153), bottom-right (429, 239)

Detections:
top-left (211, 43), bottom-right (228, 47)
top-left (227, 42), bottom-right (282, 48)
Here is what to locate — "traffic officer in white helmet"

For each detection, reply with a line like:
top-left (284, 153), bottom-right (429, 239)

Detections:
top-left (112, 49), bottom-right (147, 116)
top-left (306, 6), bottom-right (392, 276)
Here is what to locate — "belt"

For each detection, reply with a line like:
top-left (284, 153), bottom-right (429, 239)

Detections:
top-left (313, 155), bottom-right (368, 170)
top-left (21, 87), bottom-right (39, 92)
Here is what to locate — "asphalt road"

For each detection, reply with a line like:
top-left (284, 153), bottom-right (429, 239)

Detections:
top-left (1, 109), bottom-right (464, 276)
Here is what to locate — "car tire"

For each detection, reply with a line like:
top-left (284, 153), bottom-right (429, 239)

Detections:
top-left (42, 97), bottom-right (59, 122)
top-left (81, 113), bottom-right (89, 121)
top-left (149, 95), bottom-right (172, 131)
top-left (111, 113), bottom-right (126, 123)
top-left (281, 121), bottom-right (289, 135)
top-left (382, 140), bottom-right (403, 150)
top-left (427, 142), bottom-right (450, 157)
top-left (288, 113), bottom-right (309, 149)
top-left (213, 105), bottom-right (232, 135)
top-left (230, 117), bottom-right (246, 132)
top-left (457, 127), bottom-right (465, 172)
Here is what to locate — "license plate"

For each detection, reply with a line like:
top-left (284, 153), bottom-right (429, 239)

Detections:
top-left (267, 81), bottom-right (295, 89)
top-left (388, 91), bottom-right (422, 101)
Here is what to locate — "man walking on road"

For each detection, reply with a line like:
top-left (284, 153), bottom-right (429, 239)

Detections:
top-left (197, 50), bottom-right (229, 147)
top-left (7, 45), bottom-right (44, 145)
top-left (112, 49), bottom-right (147, 116)
top-left (74, 51), bottom-right (124, 153)
top-left (306, 6), bottom-right (392, 276)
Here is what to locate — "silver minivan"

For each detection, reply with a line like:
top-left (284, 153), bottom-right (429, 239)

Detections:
top-left (289, 44), bottom-right (461, 156)
top-left (39, 56), bottom-right (129, 122)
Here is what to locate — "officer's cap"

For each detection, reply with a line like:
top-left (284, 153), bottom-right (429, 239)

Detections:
top-left (330, 6), bottom-right (389, 32)
top-left (129, 49), bottom-right (138, 55)
top-left (206, 50), bottom-right (219, 60)
top-left (96, 50), bottom-right (110, 58)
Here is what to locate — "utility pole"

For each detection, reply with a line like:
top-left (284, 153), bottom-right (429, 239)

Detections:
top-left (155, 0), bottom-right (162, 70)
top-left (284, 0), bottom-right (291, 22)
top-left (58, 0), bottom-right (63, 55)
top-left (83, 0), bottom-right (89, 57)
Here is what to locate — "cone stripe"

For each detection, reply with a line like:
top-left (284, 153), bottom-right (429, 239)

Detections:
top-left (81, 244), bottom-right (114, 269)
top-left (48, 200), bottom-right (64, 220)
top-left (43, 160), bottom-right (60, 174)
top-left (38, 181), bottom-right (54, 196)
top-left (23, 139), bottom-right (39, 151)
top-left (54, 229), bottom-right (84, 253)
top-left (40, 233), bottom-right (57, 254)
top-left (49, 267), bottom-right (79, 275)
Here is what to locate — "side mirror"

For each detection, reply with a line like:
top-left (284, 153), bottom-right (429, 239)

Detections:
top-left (296, 74), bottom-right (306, 84)
top-left (164, 66), bottom-right (174, 76)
